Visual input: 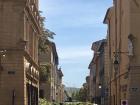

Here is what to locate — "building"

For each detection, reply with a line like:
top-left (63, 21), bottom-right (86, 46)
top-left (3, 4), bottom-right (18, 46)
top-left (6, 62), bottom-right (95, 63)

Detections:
top-left (56, 68), bottom-right (64, 103)
top-left (86, 76), bottom-right (90, 101)
top-left (88, 39), bottom-right (106, 105)
top-left (104, 0), bottom-right (140, 105)
top-left (39, 40), bottom-right (52, 101)
top-left (39, 41), bottom-right (60, 102)
top-left (82, 82), bottom-right (88, 102)
top-left (88, 58), bottom-right (96, 102)
top-left (104, 37), bottom-right (110, 105)
top-left (0, 0), bottom-right (41, 105)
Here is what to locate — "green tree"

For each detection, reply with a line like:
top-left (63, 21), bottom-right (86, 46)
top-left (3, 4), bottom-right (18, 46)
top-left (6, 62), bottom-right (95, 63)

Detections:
top-left (39, 64), bottom-right (51, 82)
top-left (40, 15), bottom-right (55, 39)
top-left (39, 13), bottom-right (55, 52)
top-left (39, 98), bottom-right (51, 105)
top-left (70, 87), bottom-right (87, 102)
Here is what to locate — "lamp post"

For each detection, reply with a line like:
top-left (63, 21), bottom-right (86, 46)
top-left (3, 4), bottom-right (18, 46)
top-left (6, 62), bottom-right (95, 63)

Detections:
top-left (0, 50), bottom-right (7, 88)
top-left (114, 60), bottom-right (119, 73)
top-left (99, 83), bottom-right (102, 89)
top-left (98, 83), bottom-right (102, 105)
top-left (0, 50), bottom-right (6, 71)
top-left (113, 53), bottom-right (119, 105)
top-left (0, 55), bottom-right (3, 71)
top-left (113, 50), bottom-right (130, 105)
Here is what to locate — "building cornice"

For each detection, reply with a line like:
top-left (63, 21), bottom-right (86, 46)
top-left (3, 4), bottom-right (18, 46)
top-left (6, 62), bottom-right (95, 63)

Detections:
top-left (103, 7), bottom-right (114, 24)
top-left (25, 4), bottom-right (41, 35)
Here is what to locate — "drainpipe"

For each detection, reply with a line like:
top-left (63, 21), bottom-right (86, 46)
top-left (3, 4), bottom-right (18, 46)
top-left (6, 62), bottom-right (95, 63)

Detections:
top-left (108, 17), bottom-right (112, 105)
top-left (114, 0), bottom-right (118, 105)
top-left (12, 89), bottom-right (16, 105)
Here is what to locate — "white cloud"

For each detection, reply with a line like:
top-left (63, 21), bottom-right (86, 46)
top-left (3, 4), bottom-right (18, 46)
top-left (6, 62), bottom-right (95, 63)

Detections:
top-left (40, 0), bottom-right (109, 30)
top-left (39, 0), bottom-right (112, 87)
top-left (57, 46), bottom-right (92, 60)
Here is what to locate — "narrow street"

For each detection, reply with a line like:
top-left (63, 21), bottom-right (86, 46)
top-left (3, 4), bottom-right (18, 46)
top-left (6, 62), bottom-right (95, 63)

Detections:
top-left (0, 0), bottom-right (140, 105)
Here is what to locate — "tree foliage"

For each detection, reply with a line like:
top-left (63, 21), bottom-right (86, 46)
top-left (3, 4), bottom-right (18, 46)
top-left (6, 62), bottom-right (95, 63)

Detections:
top-left (39, 64), bottom-right (51, 82)
top-left (39, 98), bottom-right (51, 105)
top-left (39, 12), bottom-right (55, 52)
top-left (78, 88), bottom-right (87, 102)
top-left (40, 16), bottom-right (55, 39)
top-left (71, 87), bottom-right (87, 102)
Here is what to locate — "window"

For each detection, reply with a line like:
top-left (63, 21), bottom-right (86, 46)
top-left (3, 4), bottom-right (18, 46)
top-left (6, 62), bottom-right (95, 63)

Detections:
top-left (39, 89), bottom-right (44, 98)
top-left (128, 38), bottom-right (133, 56)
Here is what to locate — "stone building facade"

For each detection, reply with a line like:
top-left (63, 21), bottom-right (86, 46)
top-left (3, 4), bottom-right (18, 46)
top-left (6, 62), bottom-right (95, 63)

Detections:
top-left (0, 0), bottom-right (41, 105)
top-left (39, 41), bottom-right (64, 103)
top-left (39, 41), bottom-right (59, 102)
top-left (39, 40), bottom-right (52, 101)
top-left (104, 0), bottom-right (140, 105)
top-left (88, 39), bottom-right (106, 105)
top-left (56, 68), bottom-right (64, 103)
top-left (88, 58), bottom-right (95, 102)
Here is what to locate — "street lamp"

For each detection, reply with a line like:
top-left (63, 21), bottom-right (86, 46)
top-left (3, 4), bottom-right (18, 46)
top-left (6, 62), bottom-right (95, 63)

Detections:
top-left (99, 83), bottom-right (102, 89)
top-left (98, 83), bottom-right (102, 105)
top-left (113, 53), bottom-right (119, 105)
top-left (113, 50), bottom-right (130, 105)
top-left (114, 59), bottom-right (119, 73)
top-left (0, 50), bottom-right (7, 71)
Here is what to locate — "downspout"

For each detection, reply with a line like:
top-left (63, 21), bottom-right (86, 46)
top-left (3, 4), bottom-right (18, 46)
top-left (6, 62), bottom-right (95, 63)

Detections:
top-left (12, 89), bottom-right (16, 105)
top-left (118, 0), bottom-right (122, 105)
top-left (114, 0), bottom-right (118, 105)
top-left (108, 18), bottom-right (112, 105)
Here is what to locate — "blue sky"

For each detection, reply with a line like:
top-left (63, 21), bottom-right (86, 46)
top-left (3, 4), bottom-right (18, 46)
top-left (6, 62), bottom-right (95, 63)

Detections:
top-left (39, 0), bottom-right (112, 88)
